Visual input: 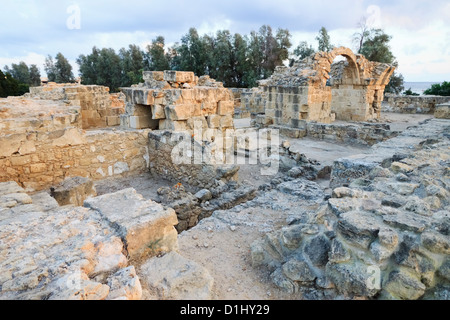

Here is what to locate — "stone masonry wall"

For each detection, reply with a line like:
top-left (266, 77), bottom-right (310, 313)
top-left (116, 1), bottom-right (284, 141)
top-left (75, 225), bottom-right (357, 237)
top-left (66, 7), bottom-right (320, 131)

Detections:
top-left (0, 127), bottom-right (150, 191)
top-left (0, 96), bottom-right (81, 135)
top-left (148, 130), bottom-right (239, 190)
top-left (120, 71), bottom-right (235, 132)
top-left (28, 83), bottom-right (124, 129)
top-left (383, 94), bottom-right (449, 114)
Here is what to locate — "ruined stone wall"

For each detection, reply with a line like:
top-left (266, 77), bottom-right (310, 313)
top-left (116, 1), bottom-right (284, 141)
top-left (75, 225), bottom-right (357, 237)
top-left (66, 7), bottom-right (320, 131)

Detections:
top-left (262, 85), bottom-right (333, 127)
top-left (383, 94), bottom-right (449, 114)
top-left (252, 47), bottom-right (394, 127)
top-left (0, 96), bottom-right (81, 135)
top-left (148, 130), bottom-right (239, 190)
top-left (120, 71), bottom-right (235, 132)
top-left (252, 115), bottom-right (397, 146)
top-left (28, 83), bottom-right (124, 129)
top-left (229, 88), bottom-right (250, 118)
top-left (0, 128), bottom-right (150, 191)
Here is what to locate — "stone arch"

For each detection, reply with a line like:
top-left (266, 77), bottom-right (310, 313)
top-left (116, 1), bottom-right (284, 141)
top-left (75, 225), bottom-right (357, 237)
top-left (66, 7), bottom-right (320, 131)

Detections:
top-left (328, 47), bottom-right (361, 85)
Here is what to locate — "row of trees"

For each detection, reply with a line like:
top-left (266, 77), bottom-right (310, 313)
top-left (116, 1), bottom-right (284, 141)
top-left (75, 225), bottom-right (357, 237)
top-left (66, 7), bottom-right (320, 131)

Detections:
top-left (4, 23), bottom-right (425, 96)
top-left (1, 53), bottom-right (75, 97)
top-left (77, 25), bottom-right (293, 91)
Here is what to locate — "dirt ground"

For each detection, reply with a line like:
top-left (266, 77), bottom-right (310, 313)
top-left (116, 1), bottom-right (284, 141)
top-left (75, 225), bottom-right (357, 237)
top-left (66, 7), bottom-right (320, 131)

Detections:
top-left (93, 112), bottom-right (434, 300)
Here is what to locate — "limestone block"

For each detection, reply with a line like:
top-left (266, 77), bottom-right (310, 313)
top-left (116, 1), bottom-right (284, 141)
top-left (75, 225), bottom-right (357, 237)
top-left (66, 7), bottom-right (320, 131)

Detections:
top-left (143, 71), bottom-right (164, 81)
top-left (139, 251), bottom-right (214, 300)
top-left (434, 103), bottom-right (450, 119)
top-left (165, 105), bottom-right (197, 121)
top-left (217, 101), bottom-right (234, 115)
top-left (0, 134), bottom-right (26, 158)
top-left (220, 115), bottom-right (234, 129)
top-left (187, 116), bottom-right (208, 130)
top-left (84, 188), bottom-right (178, 259)
top-left (207, 115), bottom-right (221, 129)
top-left (163, 71), bottom-right (195, 83)
top-left (151, 104), bottom-right (166, 120)
top-left (129, 116), bottom-right (159, 129)
top-left (50, 176), bottom-right (97, 207)
top-left (52, 128), bottom-right (86, 147)
top-left (106, 116), bottom-right (120, 126)
top-left (159, 120), bottom-right (187, 131)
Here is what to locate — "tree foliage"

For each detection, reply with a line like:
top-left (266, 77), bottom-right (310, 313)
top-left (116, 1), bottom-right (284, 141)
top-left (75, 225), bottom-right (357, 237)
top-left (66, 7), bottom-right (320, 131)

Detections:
top-left (290, 41), bottom-right (315, 66)
top-left (424, 81), bottom-right (450, 96)
top-left (403, 88), bottom-right (419, 96)
top-left (77, 47), bottom-right (122, 92)
top-left (359, 27), bottom-right (404, 94)
top-left (2, 60), bottom-right (42, 96)
top-left (316, 27), bottom-right (333, 52)
top-left (0, 70), bottom-right (22, 97)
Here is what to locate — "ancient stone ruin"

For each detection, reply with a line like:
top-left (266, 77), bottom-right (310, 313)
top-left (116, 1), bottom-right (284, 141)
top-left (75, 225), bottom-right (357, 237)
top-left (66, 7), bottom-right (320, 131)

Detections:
top-left (0, 63), bottom-right (449, 301)
top-left (120, 71), bottom-right (235, 131)
top-left (248, 47), bottom-right (395, 127)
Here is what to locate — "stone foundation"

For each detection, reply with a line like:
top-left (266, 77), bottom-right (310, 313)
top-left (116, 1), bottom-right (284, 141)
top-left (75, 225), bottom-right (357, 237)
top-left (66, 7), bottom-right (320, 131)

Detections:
top-left (383, 94), bottom-right (449, 114)
top-left (0, 127), bottom-right (150, 191)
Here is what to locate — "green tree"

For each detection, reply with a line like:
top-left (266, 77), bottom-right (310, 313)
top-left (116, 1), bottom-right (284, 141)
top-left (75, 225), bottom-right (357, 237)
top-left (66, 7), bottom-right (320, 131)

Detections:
top-left (211, 30), bottom-right (234, 86)
top-left (29, 64), bottom-right (41, 86)
top-left (359, 29), bottom-right (395, 64)
top-left (0, 70), bottom-right (21, 97)
top-left (120, 44), bottom-right (145, 86)
top-left (77, 47), bottom-right (122, 91)
top-left (424, 81), bottom-right (450, 96)
top-left (359, 28), bottom-right (404, 94)
top-left (232, 33), bottom-right (252, 88)
top-left (44, 55), bottom-right (57, 82)
top-left (403, 88), bottom-right (419, 96)
top-left (3, 62), bottom-right (31, 95)
top-left (316, 27), bottom-right (333, 52)
top-left (290, 41), bottom-right (315, 66)
top-left (54, 52), bottom-right (75, 83)
top-left (175, 28), bottom-right (208, 76)
top-left (146, 36), bottom-right (170, 71)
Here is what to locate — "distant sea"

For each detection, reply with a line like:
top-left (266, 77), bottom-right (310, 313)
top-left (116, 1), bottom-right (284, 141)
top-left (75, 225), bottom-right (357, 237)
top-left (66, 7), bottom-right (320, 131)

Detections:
top-left (403, 82), bottom-right (440, 95)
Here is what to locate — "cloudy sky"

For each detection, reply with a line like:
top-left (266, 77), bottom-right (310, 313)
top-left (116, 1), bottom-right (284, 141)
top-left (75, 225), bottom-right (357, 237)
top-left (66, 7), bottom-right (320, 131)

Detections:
top-left (1, 0), bottom-right (449, 82)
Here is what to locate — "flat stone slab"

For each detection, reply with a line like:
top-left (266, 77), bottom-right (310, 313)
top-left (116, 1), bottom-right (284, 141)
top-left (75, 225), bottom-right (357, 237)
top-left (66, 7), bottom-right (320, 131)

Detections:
top-left (84, 188), bottom-right (178, 259)
top-left (139, 251), bottom-right (214, 300)
top-left (0, 205), bottom-right (128, 300)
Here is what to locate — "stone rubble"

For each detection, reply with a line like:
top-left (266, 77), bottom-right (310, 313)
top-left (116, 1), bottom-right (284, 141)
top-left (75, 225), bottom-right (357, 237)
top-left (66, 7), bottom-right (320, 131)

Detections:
top-left (250, 118), bottom-right (450, 300)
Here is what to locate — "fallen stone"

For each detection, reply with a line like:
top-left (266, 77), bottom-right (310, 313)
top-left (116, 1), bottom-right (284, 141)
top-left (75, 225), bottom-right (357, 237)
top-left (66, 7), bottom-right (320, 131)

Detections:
top-left (277, 179), bottom-right (324, 201)
top-left (325, 262), bottom-right (380, 297)
top-left (139, 251), bottom-right (214, 300)
top-left (84, 188), bottom-right (178, 259)
top-left (0, 181), bottom-right (25, 196)
top-left (50, 176), bottom-right (97, 207)
top-left (303, 234), bottom-right (331, 267)
top-left (338, 211), bottom-right (383, 249)
top-left (281, 258), bottom-right (316, 283)
top-left (106, 266), bottom-right (142, 300)
top-left (384, 270), bottom-right (426, 300)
